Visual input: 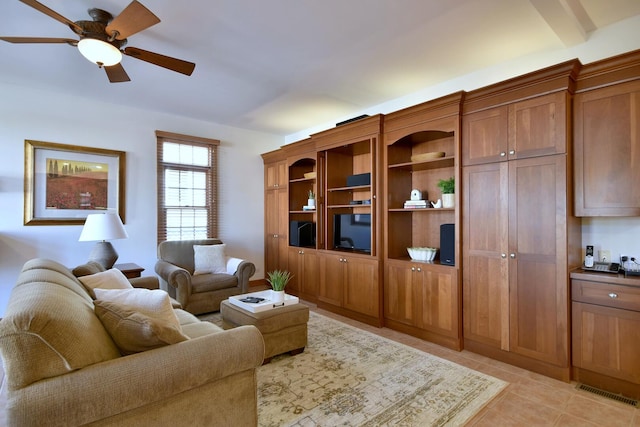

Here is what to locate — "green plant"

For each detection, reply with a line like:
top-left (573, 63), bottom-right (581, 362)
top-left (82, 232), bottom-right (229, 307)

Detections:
top-left (266, 269), bottom-right (293, 291)
top-left (308, 189), bottom-right (315, 199)
top-left (437, 177), bottom-right (455, 194)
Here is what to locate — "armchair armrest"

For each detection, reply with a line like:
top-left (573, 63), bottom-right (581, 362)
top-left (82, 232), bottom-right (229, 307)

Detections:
top-left (155, 260), bottom-right (193, 308)
top-left (9, 326), bottom-right (264, 426)
top-left (228, 258), bottom-right (256, 293)
top-left (128, 276), bottom-right (159, 290)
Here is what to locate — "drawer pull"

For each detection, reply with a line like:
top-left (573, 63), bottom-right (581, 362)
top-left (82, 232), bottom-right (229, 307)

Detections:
top-left (608, 293), bottom-right (618, 299)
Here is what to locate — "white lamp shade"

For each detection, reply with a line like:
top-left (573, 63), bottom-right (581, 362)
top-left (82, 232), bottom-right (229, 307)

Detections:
top-left (77, 38), bottom-right (122, 67)
top-left (79, 212), bottom-right (128, 242)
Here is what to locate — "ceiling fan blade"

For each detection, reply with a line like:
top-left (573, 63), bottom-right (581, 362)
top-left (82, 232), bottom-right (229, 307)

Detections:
top-left (124, 47), bottom-right (195, 76)
top-left (106, 1), bottom-right (160, 40)
top-left (0, 36), bottom-right (76, 45)
top-left (104, 63), bottom-right (131, 83)
top-left (19, 0), bottom-right (83, 33)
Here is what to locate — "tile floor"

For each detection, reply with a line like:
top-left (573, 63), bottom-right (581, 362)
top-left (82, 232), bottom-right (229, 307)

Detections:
top-left (308, 303), bottom-right (640, 427)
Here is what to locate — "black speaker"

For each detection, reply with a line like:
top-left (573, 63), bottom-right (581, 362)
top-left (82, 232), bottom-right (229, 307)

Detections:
top-left (440, 223), bottom-right (455, 266)
top-left (289, 221), bottom-right (315, 247)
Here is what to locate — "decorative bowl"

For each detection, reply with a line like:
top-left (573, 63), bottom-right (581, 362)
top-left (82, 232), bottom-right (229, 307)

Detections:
top-left (410, 152), bottom-right (445, 162)
top-left (407, 247), bottom-right (437, 262)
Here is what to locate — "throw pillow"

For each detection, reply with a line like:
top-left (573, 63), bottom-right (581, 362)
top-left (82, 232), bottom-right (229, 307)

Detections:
top-left (93, 288), bottom-right (188, 355)
top-left (193, 244), bottom-right (227, 275)
top-left (77, 268), bottom-right (133, 298)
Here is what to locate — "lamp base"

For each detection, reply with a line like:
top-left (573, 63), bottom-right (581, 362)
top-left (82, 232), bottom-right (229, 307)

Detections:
top-left (88, 241), bottom-right (119, 269)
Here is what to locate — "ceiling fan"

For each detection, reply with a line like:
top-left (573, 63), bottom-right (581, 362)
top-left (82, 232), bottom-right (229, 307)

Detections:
top-left (0, 0), bottom-right (196, 83)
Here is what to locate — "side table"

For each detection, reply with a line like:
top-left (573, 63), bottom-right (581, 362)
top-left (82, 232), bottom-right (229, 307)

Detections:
top-left (114, 262), bottom-right (145, 279)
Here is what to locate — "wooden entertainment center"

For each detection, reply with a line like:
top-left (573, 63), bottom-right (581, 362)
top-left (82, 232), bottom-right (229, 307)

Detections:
top-left (262, 49), bottom-right (640, 393)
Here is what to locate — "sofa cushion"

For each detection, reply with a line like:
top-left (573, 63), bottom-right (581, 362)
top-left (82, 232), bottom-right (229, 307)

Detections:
top-left (78, 268), bottom-right (133, 298)
top-left (193, 244), bottom-right (227, 275)
top-left (72, 261), bottom-right (106, 278)
top-left (93, 288), bottom-right (189, 355)
top-left (0, 282), bottom-right (121, 390)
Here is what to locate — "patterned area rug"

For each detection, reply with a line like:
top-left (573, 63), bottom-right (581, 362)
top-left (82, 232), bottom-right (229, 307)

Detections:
top-left (207, 310), bottom-right (507, 427)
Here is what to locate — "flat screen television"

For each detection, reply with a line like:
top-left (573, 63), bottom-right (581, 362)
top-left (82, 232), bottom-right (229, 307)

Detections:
top-left (333, 213), bottom-right (371, 253)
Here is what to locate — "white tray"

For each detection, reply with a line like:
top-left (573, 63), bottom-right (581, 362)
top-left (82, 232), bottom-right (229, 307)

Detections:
top-left (228, 290), bottom-right (299, 313)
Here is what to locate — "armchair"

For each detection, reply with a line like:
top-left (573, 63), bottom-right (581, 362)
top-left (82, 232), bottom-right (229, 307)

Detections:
top-left (155, 239), bottom-right (256, 315)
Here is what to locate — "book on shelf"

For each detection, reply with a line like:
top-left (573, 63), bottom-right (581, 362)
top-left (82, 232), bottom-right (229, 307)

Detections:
top-left (403, 200), bottom-right (427, 209)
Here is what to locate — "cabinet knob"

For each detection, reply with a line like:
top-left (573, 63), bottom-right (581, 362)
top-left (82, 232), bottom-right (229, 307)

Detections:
top-left (501, 253), bottom-right (507, 259)
top-left (509, 150), bottom-right (515, 155)
top-left (510, 253), bottom-right (516, 259)
top-left (411, 267), bottom-right (415, 271)
top-left (608, 293), bottom-right (618, 299)
top-left (273, 234), bottom-right (278, 238)
top-left (500, 152), bottom-right (506, 157)
top-left (298, 250), bottom-right (303, 254)
top-left (416, 267), bottom-right (421, 272)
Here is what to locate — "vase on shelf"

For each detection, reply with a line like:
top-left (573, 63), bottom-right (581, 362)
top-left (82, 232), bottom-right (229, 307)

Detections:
top-left (307, 198), bottom-right (315, 208)
top-left (442, 193), bottom-right (455, 208)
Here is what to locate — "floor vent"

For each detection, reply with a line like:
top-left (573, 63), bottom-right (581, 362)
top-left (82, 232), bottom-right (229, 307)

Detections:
top-left (576, 383), bottom-right (639, 408)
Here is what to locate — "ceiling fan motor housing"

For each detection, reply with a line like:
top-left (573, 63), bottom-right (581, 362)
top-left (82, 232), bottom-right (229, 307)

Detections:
top-left (71, 9), bottom-right (127, 49)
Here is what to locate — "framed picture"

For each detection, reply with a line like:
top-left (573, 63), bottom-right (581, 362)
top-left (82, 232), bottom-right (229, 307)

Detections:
top-left (24, 140), bottom-right (126, 226)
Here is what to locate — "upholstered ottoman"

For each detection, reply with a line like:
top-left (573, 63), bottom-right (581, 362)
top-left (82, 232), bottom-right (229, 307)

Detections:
top-left (220, 299), bottom-right (309, 363)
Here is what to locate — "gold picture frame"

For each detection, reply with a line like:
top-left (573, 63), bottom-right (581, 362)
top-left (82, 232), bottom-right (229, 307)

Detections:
top-left (24, 140), bottom-right (126, 226)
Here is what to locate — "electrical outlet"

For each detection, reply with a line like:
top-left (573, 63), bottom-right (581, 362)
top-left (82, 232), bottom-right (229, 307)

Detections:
top-left (599, 250), bottom-right (611, 263)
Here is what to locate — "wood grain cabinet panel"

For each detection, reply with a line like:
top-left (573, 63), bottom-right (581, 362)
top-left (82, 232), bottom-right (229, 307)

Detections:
top-left (462, 92), bottom-right (567, 166)
top-left (574, 80), bottom-right (640, 216)
top-left (571, 274), bottom-right (640, 398)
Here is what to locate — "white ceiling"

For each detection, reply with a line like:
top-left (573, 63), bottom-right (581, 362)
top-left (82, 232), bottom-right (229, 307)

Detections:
top-left (1, 0), bottom-right (640, 138)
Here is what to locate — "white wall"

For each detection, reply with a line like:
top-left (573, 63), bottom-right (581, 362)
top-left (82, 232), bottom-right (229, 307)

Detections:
top-left (0, 82), bottom-right (282, 316)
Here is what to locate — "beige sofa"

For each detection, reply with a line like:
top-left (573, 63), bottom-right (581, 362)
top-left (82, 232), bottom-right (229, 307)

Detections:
top-left (155, 239), bottom-right (256, 315)
top-left (0, 258), bottom-right (264, 427)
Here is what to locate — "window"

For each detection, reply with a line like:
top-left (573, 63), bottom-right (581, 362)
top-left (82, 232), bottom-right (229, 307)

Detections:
top-left (156, 131), bottom-right (219, 243)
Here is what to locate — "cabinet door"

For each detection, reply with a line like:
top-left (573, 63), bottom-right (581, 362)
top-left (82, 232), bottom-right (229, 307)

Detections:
top-left (343, 256), bottom-right (379, 317)
top-left (265, 160), bottom-right (287, 189)
top-left (509, 92), bottom-right (567, 159)
top-left (462, 162), bottom-right (509, 349)
top-left (288, 248), bottom-right (318, 300)
top-left (416, 267), bottom-right (459, 339)
top-left (265, 188), bottom-right (288, 273)
top-left (385, 261), bottom-right (419, 325)
top-left (287, 247), bottom-right (303, 295)
top-left (318, 254), bottom-right (344, 307)
top-left (462, 106), bottom-right (508, 166)
top-left (574, 80), bottom-right (640, 216)
top-left (573, 301), bottom-right (640, 384)
top-left (509, 155), bottom-right (569, 367)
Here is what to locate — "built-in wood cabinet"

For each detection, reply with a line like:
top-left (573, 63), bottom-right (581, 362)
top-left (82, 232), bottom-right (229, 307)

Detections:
top-left (463, 154), bottom-right (577, 376)
top-left (461, 61), bottom-right (581, 381)
top-left (383, 93), bottom-right (463, 350)
top-left (260, 49), bottom-right (640, 384)
top-left (287, 247), bottom-right (318, 303)
top-left (574, 80), bottom-right (640, 216)
top-left (318, 251), bottom-right (380, 320)
top-left (262, 153), bottom-right (289, 275)
top-left (385, 259), bottom-right (459, 348)
top-left (571, 271), bottom-right (640, 400)
top-left (311, 115), bottom-right (383, 326)
top-left (462, 91), bottom-right (568, 166)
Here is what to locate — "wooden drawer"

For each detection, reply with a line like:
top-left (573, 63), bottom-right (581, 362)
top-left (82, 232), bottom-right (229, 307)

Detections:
top-left (572, 280), bottom-right (640, 312)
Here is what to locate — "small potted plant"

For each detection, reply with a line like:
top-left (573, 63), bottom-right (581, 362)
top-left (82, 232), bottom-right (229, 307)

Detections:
top-left (307, 189), bottom-right (316, 209)
top-left (437, 177), bottom-right (455, 208)
top-left (266, 269), bottom-right (293, 303)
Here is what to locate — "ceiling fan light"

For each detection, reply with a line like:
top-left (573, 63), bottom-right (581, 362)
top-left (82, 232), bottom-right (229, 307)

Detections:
top-left (78, 38), bottom-right (122, 67)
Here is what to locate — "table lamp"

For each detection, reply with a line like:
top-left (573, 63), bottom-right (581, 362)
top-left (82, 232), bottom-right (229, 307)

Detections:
top-left (79, 212), bottom-right (128, 269)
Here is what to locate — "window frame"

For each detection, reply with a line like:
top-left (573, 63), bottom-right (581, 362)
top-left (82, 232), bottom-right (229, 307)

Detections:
top-left (156, 130), bottom-right (219, 244)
